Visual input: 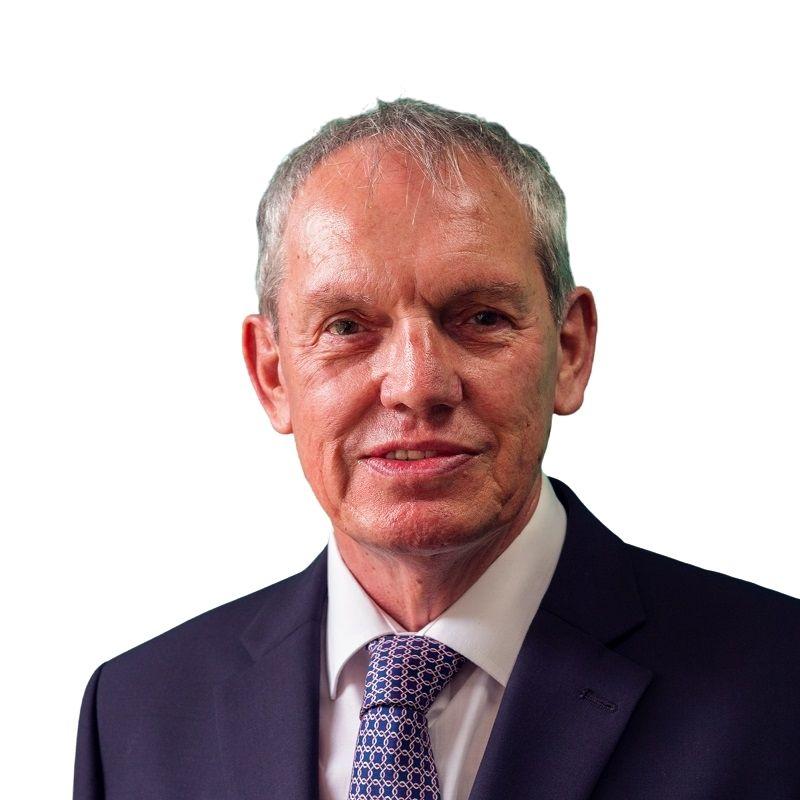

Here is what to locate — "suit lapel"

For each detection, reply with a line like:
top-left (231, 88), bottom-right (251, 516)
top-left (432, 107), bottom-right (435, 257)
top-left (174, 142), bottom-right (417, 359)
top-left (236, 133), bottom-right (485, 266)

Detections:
top-left (467, 608), bottom-right (651, 799)
top-left (468, 479), bottom-right (653, 800)
top-left (214, 549), bottom-right (328, 800)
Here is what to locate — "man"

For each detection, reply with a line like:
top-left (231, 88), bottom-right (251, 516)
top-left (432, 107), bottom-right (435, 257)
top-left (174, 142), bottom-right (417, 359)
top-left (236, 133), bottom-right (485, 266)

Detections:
top-left (74, 99), bottom-right (800, 799)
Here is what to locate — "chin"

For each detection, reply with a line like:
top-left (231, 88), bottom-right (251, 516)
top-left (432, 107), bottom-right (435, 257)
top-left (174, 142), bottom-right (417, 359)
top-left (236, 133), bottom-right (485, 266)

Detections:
top-left (348, 499), bottom-right (498, 555)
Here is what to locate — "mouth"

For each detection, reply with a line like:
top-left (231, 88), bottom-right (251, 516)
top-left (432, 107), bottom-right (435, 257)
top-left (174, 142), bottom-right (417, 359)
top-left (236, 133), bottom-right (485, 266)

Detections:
top-left (361, 441), bottom-right (480, 478)
top-left (382, 449), bottom-right (448, 460)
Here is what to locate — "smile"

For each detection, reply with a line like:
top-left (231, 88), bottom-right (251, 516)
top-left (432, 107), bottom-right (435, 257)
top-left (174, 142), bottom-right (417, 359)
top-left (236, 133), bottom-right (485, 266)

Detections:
top-left (383, 450), bottom-right (439, 460)
top-left (362, 449), bottom-right (478, 479)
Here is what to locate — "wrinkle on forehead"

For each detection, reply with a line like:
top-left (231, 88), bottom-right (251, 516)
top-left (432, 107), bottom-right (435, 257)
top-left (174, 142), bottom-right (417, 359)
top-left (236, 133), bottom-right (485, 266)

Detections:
top-left (279, 139), bottom-right (538, 319)
top-left (296, 204), bottom-right (358, 271)
top-left (293, 139), bottom-right (509, 227)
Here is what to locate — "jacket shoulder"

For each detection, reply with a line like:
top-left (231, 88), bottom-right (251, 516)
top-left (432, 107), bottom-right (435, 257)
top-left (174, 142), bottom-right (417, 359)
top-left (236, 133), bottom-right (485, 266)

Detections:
top-left (95, 548), bottom-right (327, 692)
top-left (624, 542), bottom-right (800, 670)
top-left (551, 476), bottom-right (800, 645)
top-left (627, 541), bottom-right (800, 615)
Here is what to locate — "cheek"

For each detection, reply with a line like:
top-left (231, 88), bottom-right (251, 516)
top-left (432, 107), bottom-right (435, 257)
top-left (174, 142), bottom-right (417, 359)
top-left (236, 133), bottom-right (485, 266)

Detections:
top-left (286, 358), bottom-right (376, 498)
top-left (466, 346), bottom-right (557, 470)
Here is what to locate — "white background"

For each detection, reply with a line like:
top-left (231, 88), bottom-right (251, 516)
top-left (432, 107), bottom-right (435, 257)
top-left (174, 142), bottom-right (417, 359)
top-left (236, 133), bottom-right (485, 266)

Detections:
top-left (2, 1), bottom-right (798, 795)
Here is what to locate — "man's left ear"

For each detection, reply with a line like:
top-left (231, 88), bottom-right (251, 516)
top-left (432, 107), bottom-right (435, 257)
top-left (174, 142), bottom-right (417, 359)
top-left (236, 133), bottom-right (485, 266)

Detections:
top-left (554, 287), bottom-right (598, 416)
top-left (242, 314), bottom-right (293, 434)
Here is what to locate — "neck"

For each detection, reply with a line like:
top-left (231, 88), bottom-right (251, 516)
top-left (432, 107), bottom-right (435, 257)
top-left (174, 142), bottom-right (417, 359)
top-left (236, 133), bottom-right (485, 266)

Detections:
top-left (334, 476), bottom-right (543, 632)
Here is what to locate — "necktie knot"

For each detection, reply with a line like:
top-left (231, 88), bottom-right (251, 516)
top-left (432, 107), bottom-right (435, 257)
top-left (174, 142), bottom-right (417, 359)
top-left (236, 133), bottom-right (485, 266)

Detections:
top-left (361, 634), bottom-right (465, 717)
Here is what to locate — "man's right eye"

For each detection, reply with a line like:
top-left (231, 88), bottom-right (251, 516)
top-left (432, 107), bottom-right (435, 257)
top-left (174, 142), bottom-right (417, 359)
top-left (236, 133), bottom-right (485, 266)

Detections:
top-left (325, 318), bottom-right (363, 336)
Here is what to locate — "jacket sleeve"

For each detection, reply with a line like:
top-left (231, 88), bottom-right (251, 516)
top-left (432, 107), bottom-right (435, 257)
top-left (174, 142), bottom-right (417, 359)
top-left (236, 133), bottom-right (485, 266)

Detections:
top-left (73, 664), bottom-right (106, 800)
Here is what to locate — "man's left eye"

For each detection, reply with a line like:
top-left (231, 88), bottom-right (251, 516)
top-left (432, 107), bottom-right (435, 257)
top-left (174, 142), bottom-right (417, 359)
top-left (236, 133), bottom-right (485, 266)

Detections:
top-left (468, 310), bottom-right (507, 327)
top-left (326, 318), bottom-right (363, 336)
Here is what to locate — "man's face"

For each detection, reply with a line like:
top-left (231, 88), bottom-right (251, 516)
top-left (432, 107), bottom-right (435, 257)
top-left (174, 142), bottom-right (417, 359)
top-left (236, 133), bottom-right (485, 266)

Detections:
top-left (246, 143), bottom-right (591, 555)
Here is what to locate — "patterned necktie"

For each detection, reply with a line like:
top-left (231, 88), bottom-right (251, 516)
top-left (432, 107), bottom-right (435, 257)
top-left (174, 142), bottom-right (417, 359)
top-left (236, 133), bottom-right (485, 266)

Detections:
top-left (348, 634), bottom-right (466, 800)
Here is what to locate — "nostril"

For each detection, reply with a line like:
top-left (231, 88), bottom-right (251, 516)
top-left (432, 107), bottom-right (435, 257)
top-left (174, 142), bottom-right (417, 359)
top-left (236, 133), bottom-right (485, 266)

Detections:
top-left (378, 364), bottom-right (464, 412)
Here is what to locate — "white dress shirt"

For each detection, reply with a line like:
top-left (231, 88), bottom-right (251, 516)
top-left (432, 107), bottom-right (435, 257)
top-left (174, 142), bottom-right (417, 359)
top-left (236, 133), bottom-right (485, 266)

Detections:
top-left (318, 474), bottom-right (567, 800)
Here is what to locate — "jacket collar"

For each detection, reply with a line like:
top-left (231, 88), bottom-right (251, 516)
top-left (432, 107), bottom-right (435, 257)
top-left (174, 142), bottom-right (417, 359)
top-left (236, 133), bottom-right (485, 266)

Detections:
top-left (541, 477), bottom-right (646, 644)
top-left (214, 550), bottom-right (327, 800)
top-left (467, 477), bottom-right (652, 799)
top-left (239, 547), bottom-right (328, 661)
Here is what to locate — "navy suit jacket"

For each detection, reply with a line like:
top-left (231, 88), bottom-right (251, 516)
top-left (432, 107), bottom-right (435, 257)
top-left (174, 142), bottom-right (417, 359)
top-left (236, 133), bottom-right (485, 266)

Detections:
top-left (74, 479), bottom-right (800, 799)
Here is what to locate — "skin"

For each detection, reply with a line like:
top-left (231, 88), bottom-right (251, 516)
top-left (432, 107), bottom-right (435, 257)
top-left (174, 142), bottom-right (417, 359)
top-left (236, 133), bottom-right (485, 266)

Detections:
top-left (243, 141), bottom-right (597, 631)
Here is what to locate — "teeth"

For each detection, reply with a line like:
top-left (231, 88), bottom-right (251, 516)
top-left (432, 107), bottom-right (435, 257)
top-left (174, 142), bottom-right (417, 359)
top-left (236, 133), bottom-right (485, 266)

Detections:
top-left (384, 449), bottom-right (439, 460)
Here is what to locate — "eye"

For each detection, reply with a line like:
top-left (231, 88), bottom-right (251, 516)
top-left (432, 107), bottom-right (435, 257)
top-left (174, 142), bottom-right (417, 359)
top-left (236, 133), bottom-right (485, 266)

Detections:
top-left (467, 309), bottom-right (508, 328)
top-left (325, 318), bottom-right (363, 336)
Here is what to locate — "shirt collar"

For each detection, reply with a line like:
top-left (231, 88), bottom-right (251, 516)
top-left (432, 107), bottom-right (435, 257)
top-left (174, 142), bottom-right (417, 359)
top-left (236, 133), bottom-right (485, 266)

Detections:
top-left (325, 473), bottom-right (566, 699)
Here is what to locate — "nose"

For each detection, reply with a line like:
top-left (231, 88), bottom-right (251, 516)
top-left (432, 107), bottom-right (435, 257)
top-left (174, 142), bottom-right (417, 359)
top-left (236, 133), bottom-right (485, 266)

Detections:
top-left (379, 317), bottom-right (463, 415)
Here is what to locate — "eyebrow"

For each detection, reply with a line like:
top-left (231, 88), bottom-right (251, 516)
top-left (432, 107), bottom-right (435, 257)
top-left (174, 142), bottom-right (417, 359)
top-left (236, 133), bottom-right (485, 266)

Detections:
top-left (301, 279), bottom-right (532, 316)
top-left (442, 280), bottom-right (532, 314)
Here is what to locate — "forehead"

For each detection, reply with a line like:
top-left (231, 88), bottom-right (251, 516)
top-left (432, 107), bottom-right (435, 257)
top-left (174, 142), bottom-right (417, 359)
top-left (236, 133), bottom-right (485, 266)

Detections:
top-left (280, 140), bottom-right (537, 302)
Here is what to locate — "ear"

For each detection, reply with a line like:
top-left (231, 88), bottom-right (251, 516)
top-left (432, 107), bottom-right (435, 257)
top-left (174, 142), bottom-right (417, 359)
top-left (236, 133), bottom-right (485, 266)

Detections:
top-left (241, 314), bottom-right (293, 434)
top-left (554, 287), bottom-right (598, 416)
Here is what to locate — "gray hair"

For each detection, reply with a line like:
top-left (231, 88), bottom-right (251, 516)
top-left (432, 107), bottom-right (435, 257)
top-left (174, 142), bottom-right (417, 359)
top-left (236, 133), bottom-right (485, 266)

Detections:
top-left (255, 98), bottom-right (574, 326)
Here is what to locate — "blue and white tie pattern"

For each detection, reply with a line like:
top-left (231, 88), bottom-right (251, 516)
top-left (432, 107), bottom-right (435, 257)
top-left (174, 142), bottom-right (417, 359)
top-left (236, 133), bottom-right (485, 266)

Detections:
top-left (348, 634), bottom-right (466, 799)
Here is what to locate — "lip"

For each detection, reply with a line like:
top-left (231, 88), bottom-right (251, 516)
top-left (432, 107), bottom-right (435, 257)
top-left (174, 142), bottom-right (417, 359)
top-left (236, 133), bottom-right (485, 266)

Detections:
top-left (360, 440), bottom-right (481, 479)
top-left (364, 440), bottom-right (480, 459)
top-left (362, 452), bottom-right (476, 478)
